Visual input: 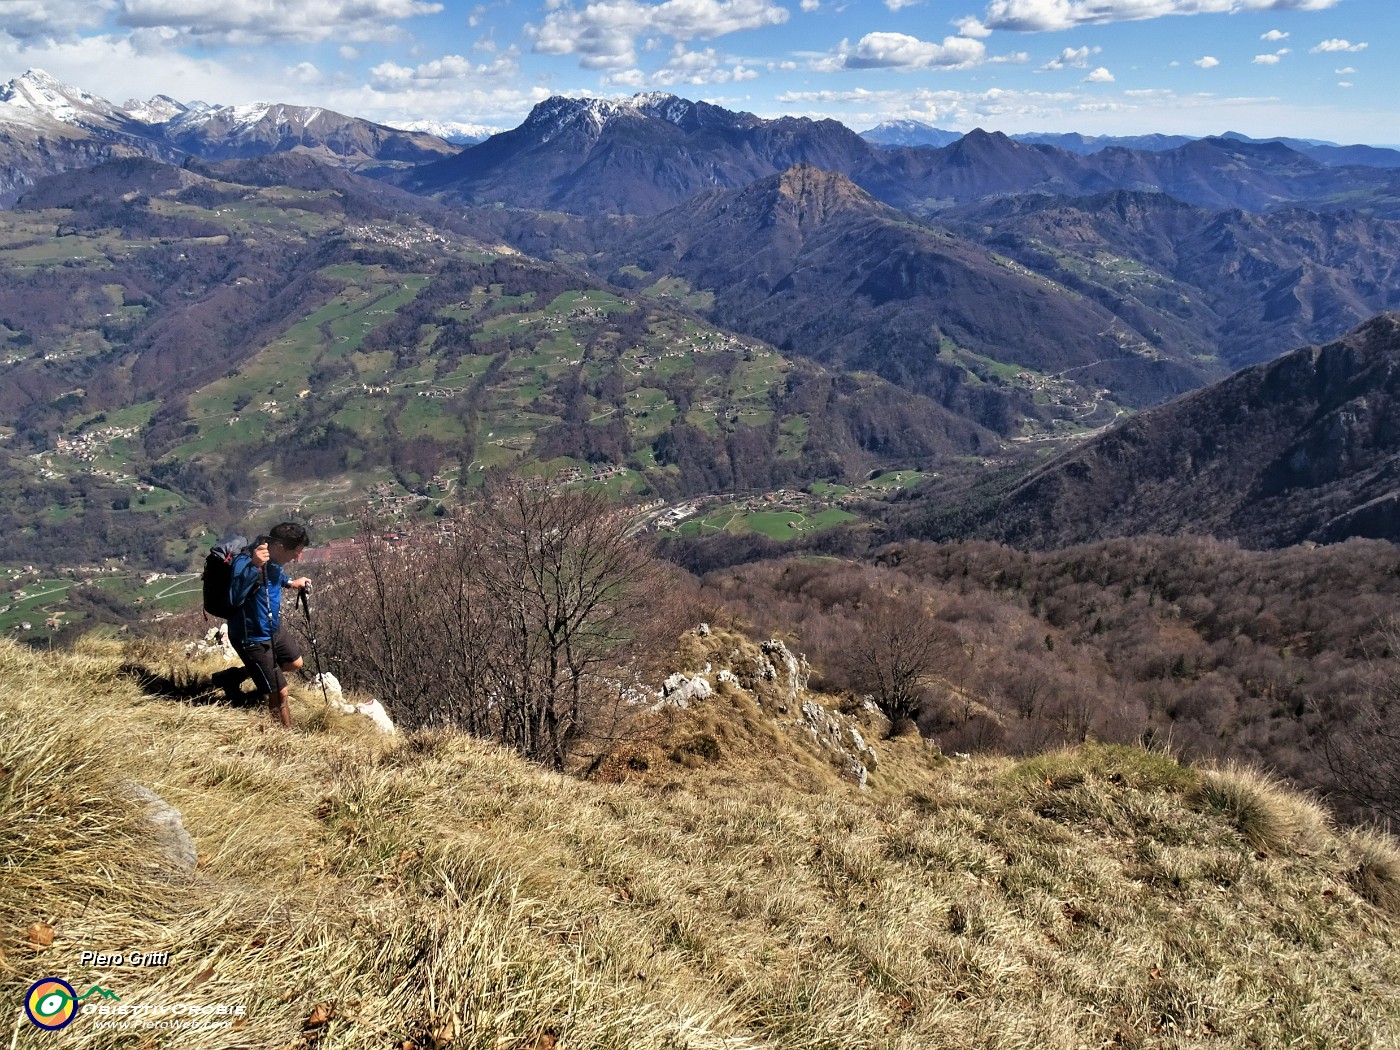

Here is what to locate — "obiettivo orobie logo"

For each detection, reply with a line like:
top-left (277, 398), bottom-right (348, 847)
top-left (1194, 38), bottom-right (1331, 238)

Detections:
top-left (24, 979), bottom-right (78, 1031)
top-left (23, 979), bottom-right (120, 1031)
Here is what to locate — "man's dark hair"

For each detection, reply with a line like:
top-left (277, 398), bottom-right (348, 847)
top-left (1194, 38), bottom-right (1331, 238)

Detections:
top-left (268, 522), bottom-right (310, 550)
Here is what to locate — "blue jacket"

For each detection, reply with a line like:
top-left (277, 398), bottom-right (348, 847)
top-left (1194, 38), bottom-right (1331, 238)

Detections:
top-left (226, 554), bottom-right (289, 645)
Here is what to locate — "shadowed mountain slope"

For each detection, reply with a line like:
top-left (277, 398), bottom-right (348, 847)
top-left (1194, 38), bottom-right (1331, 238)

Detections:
top-left (943, 190), bottom-right (1400, 370)
top-left (913, 313), bottom-right (1400, 549)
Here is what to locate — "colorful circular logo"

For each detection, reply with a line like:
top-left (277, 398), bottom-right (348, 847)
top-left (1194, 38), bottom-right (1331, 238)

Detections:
top-left (25, 978), bottom-right (78, 1031)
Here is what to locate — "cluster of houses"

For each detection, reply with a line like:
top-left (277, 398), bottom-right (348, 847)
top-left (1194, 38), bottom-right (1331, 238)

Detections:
top-left (50, 425), bottom-right (139, 462)
top-left (345, 224), bottom-right (450, 250)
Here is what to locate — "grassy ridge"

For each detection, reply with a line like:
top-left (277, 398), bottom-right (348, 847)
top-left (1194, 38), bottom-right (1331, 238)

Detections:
top-left (3, 637), bottom-right (1399, 1049)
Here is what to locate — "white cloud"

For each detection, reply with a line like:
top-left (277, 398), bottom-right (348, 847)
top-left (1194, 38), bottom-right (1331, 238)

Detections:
top-left (1039, 44), bottom-right (1099, 71)
top-left (982, 0), bottom-right (1342, 33)
top-left (1083, 66), bottom-right (1114, 82)
top-left (835, 32), bottom-right (988, 70)
top-left (118, 0), bottom-right (443, 45)
top-left (954, 16), bottom-right (992, 37)
top-left (285, 61), bottom-right (322, 83)
top-left (527, 0), bottom-right (789, 69)
top-left (1334, 65), bottom-right (1355, 74)
top-left (1261, 28), bottom-right (1288, 40)
top-left (1195, 55), bottom-right (1219, 68)
top-left (1337, 80), bottom-right (1351, 87)
top-left (368, 50), bottom-right (517, 90)
top-left (800, 0), bottom-right (820, 9)
top-left (1252, 53), bottom-right (1279, 64)
top-left (885, 0), bottom-right (920, 9)
top-left (0, 0), bottom-right (116, 41)
top-left (1311, 38), bottom-right (1367, 52)
top-left (638, 43), bottom-right (759, 84)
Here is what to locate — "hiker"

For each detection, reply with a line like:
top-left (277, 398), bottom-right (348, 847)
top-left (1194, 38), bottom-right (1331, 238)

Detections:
top-left (226, 522), bottom-right (311, 728)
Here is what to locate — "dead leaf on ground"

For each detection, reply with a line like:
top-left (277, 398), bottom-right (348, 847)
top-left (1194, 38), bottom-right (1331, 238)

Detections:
top-left (26, 922), bottom-right (55, 947)
top-left (305, 1003), bottom-right (333, 1028)
top-left (534, 1034), bottom-right (558, 1050)
top-left (188, 963), bottom-right (216, 988)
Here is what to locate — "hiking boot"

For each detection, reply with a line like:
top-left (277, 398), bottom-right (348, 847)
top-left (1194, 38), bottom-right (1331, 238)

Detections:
top-left (211, 666), bottom-right (250, 701)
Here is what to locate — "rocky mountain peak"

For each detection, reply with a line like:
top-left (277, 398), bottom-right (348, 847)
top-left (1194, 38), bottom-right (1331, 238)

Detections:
top-left (0, 68), bottom-right (120, 127)
top-left (122, 94), bottom-right (190, 125)
top-left (519, 92), bottom-right (754, 143)
top-left (772, 163), bottom-right (880, 225)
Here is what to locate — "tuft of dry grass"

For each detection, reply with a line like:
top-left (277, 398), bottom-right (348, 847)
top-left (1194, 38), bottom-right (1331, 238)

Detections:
top-left (1188, 762), bottom-right (1332, 856)
top-left (2, 636), bottom-right (1399, 1049)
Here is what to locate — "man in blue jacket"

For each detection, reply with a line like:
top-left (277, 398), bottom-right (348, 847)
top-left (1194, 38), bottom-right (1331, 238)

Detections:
top-left (227, 522), bottom-right (312, 728)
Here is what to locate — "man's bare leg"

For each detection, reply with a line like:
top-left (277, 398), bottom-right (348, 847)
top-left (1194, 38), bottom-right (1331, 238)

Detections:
top-left (267, 688), bottom-right (292, 728)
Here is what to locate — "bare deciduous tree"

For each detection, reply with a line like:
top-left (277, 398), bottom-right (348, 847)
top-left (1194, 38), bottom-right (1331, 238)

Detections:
top-left (837, 594), bottom-right (958, 733)
top-left (308, 480), bottom-right (689, 771)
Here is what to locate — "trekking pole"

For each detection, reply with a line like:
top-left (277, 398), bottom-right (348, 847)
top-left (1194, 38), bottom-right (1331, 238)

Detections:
top-left (299, 584), bottom-right (333, 708)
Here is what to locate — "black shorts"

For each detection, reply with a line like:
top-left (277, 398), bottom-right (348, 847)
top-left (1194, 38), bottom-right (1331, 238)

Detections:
top-left (235, 629), bottom-right (303, 697)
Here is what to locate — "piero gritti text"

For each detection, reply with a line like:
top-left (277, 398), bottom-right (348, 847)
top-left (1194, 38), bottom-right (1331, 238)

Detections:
top-left (80, 950), bottom-right (171, 967)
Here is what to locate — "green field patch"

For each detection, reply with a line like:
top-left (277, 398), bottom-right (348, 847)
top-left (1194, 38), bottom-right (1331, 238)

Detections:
top-left (735, 408), bottom-right (775, 427)
top-left (172, 412), bottom-right (272, 459)
top-left (684, 407), bottom-right (723, 437)
top-left (777, 415), bottom-right (810, 458)
top-left (350, 350), bottom-right (397, 379)
top-left (129, 486), bottom-right (186, 513)
top-left (544, 289), bottom-right (633, 316)
top-left (807, 481), bottom-right (849, 497)
top-left (678, 502), bottom-right (858, 541)
top-left (331, 401), bottom-right (391, 441)
top-left (434, 355), bottom-right (495, 384)
top-left (0, 578), bottom-right (75, 636)
top-left (866, 470), bottom-right (931, 490)
top-left (396, 398), bottom-right (467, 442)
top-left (580, 470), bottom-right (647, 498)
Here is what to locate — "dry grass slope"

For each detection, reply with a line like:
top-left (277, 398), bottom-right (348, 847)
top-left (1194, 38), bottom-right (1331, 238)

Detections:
top-left (2, 636), bottom-right (1400, 1050)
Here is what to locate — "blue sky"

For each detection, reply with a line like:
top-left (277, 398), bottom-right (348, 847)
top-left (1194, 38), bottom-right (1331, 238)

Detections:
top-left (0, 0), bottom-right (1393, 142)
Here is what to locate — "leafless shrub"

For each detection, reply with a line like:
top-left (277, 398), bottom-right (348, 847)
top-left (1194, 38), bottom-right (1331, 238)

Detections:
top-left (309, 480), bottom-right (693, 770)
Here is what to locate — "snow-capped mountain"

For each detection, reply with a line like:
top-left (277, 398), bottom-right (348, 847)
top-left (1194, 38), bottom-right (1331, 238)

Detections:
top-left (511, 93), bottom-right (760, 145)
top-left (121, 94), bottom-right (210, 125)
top-left (0, 68), bottom-right (128, 130)
top-left (386, 119), bottom-right (497, 145)
top-left (859, 120), bottom-right (962, 149)
top-left (0, 69), bottom-right (463, 203)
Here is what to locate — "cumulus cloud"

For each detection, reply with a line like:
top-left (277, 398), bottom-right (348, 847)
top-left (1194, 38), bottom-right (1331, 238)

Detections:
top-left (1083, 66), bottom-right (1114, 82)
top-left (1261, 28), bottom-right (1288, 40)
top-left (118, 0), bottom-right (443, 45)
top-left (828, 31), bottom-right (987, 71)
top-left (1334, 65), bottom-right (1355, 74)
top-left (982, 0), bottom-right (1342, 33)
top-left (613, 43), bottom-right (759, 84)
top-left (1039, 44), bottom-right (1099, 71)
top-left (885, 0), bottom-right (920, 9)
top-left (0, 0), bottom-right (116, 41)
top-left (1311, 38), bottom-right (1367, 52)
top-left (1252, 53), bottom-right (1279, 64)
top-left (527, 0), bottom-right (789, 69)
top-left (1195, 55), bottom-right (1219, 67)
top-left (369, 50), bottom-right (517, 90)
top-left (954, 15), bottom-right (992, 37)
top-left (800, 0), bottom-right (820, 9)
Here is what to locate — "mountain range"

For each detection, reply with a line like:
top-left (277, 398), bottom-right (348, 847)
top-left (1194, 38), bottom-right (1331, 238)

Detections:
top-left (4, 71), bottom-right (1400, 556)
top-left (412, 94), bottom-right (1400, 220)
top-left (861, 119), bottom-right (1400, 168)
top-left (0, 68), bottom-right (457, 203)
